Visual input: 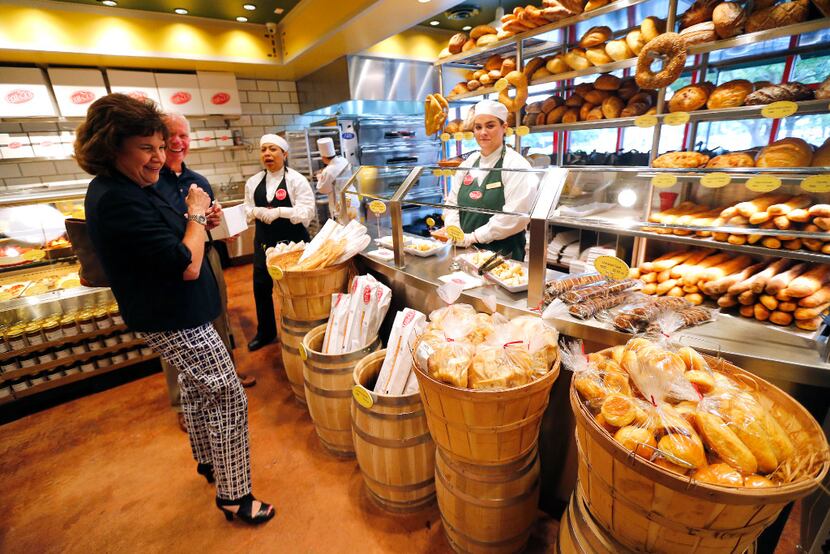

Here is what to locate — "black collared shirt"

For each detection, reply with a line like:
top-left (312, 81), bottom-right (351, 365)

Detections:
top-left (154, 162), bottom-right (214, 216)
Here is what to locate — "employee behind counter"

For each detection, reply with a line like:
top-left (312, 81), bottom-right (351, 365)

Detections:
top-left (441, 99), bottom-right (538, 262)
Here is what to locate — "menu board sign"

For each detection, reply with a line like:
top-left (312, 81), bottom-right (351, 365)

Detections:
top-left (0, 67), bottom-right (57, 117)
top-left (48, 68), bottom-right (107, 117)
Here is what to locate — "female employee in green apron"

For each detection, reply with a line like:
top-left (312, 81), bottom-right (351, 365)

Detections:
top-left (243, 134), bottom-right (315, 351)
top-left (442, 99), bottom-right (537, 261)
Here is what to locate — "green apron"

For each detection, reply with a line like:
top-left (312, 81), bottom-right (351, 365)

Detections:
top-left (457, 148), bottom-right (526, 261)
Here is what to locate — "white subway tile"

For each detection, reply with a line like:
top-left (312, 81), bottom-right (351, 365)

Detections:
top-left (241, 103), bottom-right (262, 115)
top-left (278, 81), bottom-right (296, 92)
top-left (20, 161), bottom-right (57, 177)
top-left (0, 164), bottom-right (22, 178)
top-left (283, 104), bottom-right (300, 115)
top-left (246, 91), bottom-right (270, 103)
top-left (261, 103), bottom-right (283, 115)
top-left (236, 79), bottom-right (257, 91)
top-left (256, 80), bottom-right (279, 91)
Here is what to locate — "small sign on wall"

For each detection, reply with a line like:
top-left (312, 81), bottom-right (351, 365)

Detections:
top-left (47, 68), bottom-right (108, 117)
top-left (196, 71), bottom-right (241, 115)
top-left (154, 73), bottom-right (205, 115)
top-left (0, 67), bottom-right (57, 117)
top-left (107, 69), bottom-right (162, 106)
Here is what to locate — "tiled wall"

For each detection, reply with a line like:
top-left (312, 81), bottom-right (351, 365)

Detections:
top-left (0, 77), bottom-right (318, 199)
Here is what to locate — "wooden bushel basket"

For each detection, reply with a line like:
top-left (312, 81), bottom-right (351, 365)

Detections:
top-left (571, 351), bottom-right (829, 554)
top-left (413, 356), bottom-right (560, 465)
top-left (279, 315), bottom-right (327, 405)
top-left (351, 350), bottom-right (436, 513)
top-left (267, 250), bottom-right (353, 321)
top-left (302, 324), bottom-right (380, 457)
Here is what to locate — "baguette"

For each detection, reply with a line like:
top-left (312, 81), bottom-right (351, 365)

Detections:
top-left (657, 269), bottom-right (672, 283)
top-left (782, 264), bottom-right (830, 298)
top-left (685, 292), bottom-right (703, 304)
top-left (787, 208), bottom-right (811, 223)
top-left (683, 284), bottom-right (699, 293)
top-left (670, 248), bottom-right (717, 279)
top-left (773, 215), bottom-right (791, 230)
top-left (735, 194), bottom-right (790, 218)
top-left (739, 304), bottom-right (755, 318)
top-left (700, 255), bottom-right (753, 282)
top-left (783, 239), bottom-right (803, 251)
top-left (747, 233), bottom-right (763, 245)
top-left (728, 234), bottom-right (748, 245)
top-left (767, 195), bottom-right (812, 216)
top-left (683, 252), bottom-right (733, 285)
top-left (815, 217), bottom-right (830, 231)
top-left (641, 271), bottom-right (658, 284)
top-left (718, 295), bottom-right (738, 308)
top-left (643, 283), bottom-right (657, 295)
top-left (793, 302), bottom-right (830, 320)
top-left (808, 204), bottom-right (830, 218)
top-left (656, 279), bottom-right (679, 295)
top-left (761, 237), bottom-right (783, 249)
top-left (803, 238), bottom-right (823, 252)
top-left (702, 262), bottom-right (766, 297)
top-left (795, 317), bottom-right (822, 331)
top-left (739, 258), bottom-right (791, 295)
top-left (764, 262), bottom-right (808, 295)
top-left (759, 294), bottom-right (778, 311)
top-left (654, 251), bottom-right (696, 271)
top-left (798, 284), bottom-right (830, 308)
top-left (738, 290), bottom-right (757, 305)
top-left (776, 290), bottom-right (793, 302)
top-left (668, 286), bottom-right (685, 297)
top-left (769, 311), bottom-right (794, 326)
top-left (778, 301), bottom-right (797, 312)
top-left (641, 249), bottom-right (688, 272)
top-left (749, 212), bottom-right (772, 225)
top-left (754, 303), bottom-right (771, 321)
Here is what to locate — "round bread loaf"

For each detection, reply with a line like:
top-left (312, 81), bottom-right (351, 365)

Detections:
top-left (562, 107), bottom-right (580, 123)
top-left (747, 0), bottom-right (810, 32)
top-left (617, 77), bottom-right (640, 100)
top-left (586, 106), bottom-right (605, 120)
top-left (813, 138), bottom-right (830, 167)
top-left (584, 89), bottom-right (613, 105)
top-left (500, 57), bottom-right (517, 75)
top-left (541, 96), bottom-right (564, 113)
top-left (578, 26), bottom-right (612, 48)
top-left (605, 39), bottom-right (634, 61)
top-left (522, 57), bottom-right (547, 78)
top-left (640, 16), bottom-right (665, 41)
top-left (713, 2), bottom-right (746, 39)
top-left (756, 138), bottom-right (813, 167)
top-left (484, 55), bottom-right (503, 72)
top-left (574, 83), bottom-right (594, 97)
top-left (621, 102), bottom-right (649, 117)
top-left (564, 48), bottom-right (592, 70)
top-left (476, 34), bottom-right (499, 47)
top-left (668, 84), bottom-right (711, 112)
top-left (565, 94), bottom-right (586, 107)
top-left (579, 102), bottom-right (596, 121)
top-left (680, 0), bottom-right (718, 30)
top-left (546, 105), bottom-right (569, 124)
top-left (470, 25), bottom-right (497, 40)
top-left (653, 151), bottom-right (710, 168)
top-left (594, 74), bottom-right (622, 91)
top-left (601, 96), bottom-right (624, 119)
top-left (707, 79), bottom-right (753, 109)
top-left (448, 33), bottom-right (467, 54)
top-left (462, 39), bottom-right (476, 52)
top-left (706, 152), bottom-right (756, 168)
top-left (586, 46), bottom-right (613, 66)
top-left (626, 30), bottom-right (647, 55)
top-left (680, 21), bottom-right (717, 46)
top-left (546, 55), bottom-right (568, 74)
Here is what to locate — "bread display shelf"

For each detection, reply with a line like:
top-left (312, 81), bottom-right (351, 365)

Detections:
top-left (688, 17), bottom-right (830, 56)
top-left (550, 216), bottom-right (830, 264)
top-left (12, 353), bottom-right (159, 400)
top-left (528, 98), bottom-right (830, 134)
top-left (434, 0), bottom-right (650, 67)
top-left (0, 324), bottom-right (128, 362)
top-left (0, 337), bottom-right (146, 383)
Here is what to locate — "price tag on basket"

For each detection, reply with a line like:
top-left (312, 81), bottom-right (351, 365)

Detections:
top-left (446, 225), bottom-right (464, 243)
top-left (746, 175), bottom-right (782, 193)
top-left (299, 343), bottom-right (308, 361)
top-left (634, 115), bottom-right (658, 128)
top-left (505, 127), bottom-right (515, 137)
top-left (267, 265), bottom-right (284, 281)
top-left (453, 132), bottom-right (464, 141)
top-left (701, 172), bottom-right (731, 188)
top-left (664, 112), bottom-right (690, 126)
top-left (761, 101), bottom-right (798, 119)
top-left (463, 131), bottom-right (474, 140)
top-left (801, 175), bottom-right (830, 193)
top-left (516, 126), bottom-right (530, 136)
top-left (440, 133), bottom-right (450, 142)
top-left (369, 200), bottom-right (387, 215)
top-left (594, 255), bottom-right (630, 281)
top-left (352, 385), bottom-right (375, 409)
top-left (651, 174), bottom-right (677, 188)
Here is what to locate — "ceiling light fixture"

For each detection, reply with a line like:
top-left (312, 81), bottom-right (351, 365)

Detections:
top-left (429, 20), bottom-right (439, 26)
top-left (418, 0), bottom-right (431, 3)
top-left (243, 3), bottom-right (256, 10)
top-left (102, 0), bottom-right (117, 5)
top-left (174, 7), bottom-right (188, 14)
top-left (462, 25), bottom-right (471, 30)
top-left (236, 16), bottom-right (248, 22)
top-left (274, 7), bottom-right (284, 14)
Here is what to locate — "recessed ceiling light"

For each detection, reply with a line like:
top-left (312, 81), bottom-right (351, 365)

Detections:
top-left (236, 16), bottom-right (248, 22)
top-left (462, 25), bottom-right (472, 31)
top-left (243, 3), bottom-right (256, 10)
top-left (102, 0), bottom-right (117, 5)
top-left (418, 0), bottom-right (431, 3)
top-left (274, 7), bottom-right (284, 14)
top-left (429, 20), bottom-right (439, 26)
top-left (174, 7), bottom-right (188, 14)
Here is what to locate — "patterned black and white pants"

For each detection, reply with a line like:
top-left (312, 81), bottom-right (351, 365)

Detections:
top-left (143, 323), bottom-right (251, 500)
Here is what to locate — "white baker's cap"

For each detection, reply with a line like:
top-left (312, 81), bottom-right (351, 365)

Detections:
top-left (316, 137), bottom-right (336, 158)
top-left (260, 133), bottom-right (289, 153)
top-left (473, 99), bottom-right (508, 123)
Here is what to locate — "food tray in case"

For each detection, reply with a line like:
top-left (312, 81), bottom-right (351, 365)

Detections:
top-left (404, 238), bottom-right (450, 257)
top-left (456, 252), bottom-right (529, 292)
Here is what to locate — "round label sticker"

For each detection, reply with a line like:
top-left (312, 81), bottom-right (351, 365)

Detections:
top-left (463, 174), bottom-right (474, 186)
top-left (426, 217), bottom-right (435, 227)
top-left (801, 175), bottom-right (830, 193)
top-left (594, 255), bottom-right (630, 281)
top-left (664, 112), bottom-right (690, 126)
top-left (516, 126), bottom-right (530, 136)
top-left (352, 385), bottom-right (375, 409)
top-left (369, 200), bottom-right (387, 215)
top-left (21, 249), bottom-right (45, 261)
top-left (299, 343), bottom-right (308, 361)
top-left (746, 175), bottom-right (782, 193)
top-left (275, 189), bottom-right (287, 201)
top-left (651, 174), bottom-right (677, 188)
top-left (446, 225), bottom-right (464, 242)
top-left (469, 190), bottom-right (483, 200)
top-left (494, 78), bottom-right (508, 92)
top-left (268, 265), bottom-right (284, 281)
top-left (453, 132), bottom-right (464, 141)
top-left (634, 115), bottom-right (658, 128)
top-left (701, 172), bottom-right (731, 188)
top-left (505, 127), bottom-right (515, 136)
top-left (761, 101), bottom-right (798, 119)
top-left (440, 133), bottom-right (450, 142)
top-left (463, 131), bottom-right (474, 140)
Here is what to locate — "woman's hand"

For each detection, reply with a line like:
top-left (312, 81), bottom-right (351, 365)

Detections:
top-left (185, 184), bottom-right (211, 215)
top-left (206, 201), bottom-right (222, 231)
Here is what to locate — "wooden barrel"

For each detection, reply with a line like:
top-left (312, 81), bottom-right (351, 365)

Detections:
top-left (351, 350), bottom-right (435, 512)
top-left (278, 315), bottom-right (326, 406)
top-left (302, 323), bottom-right (380, 457)
top-left (435, 445), bottom-right (540, 554)
top-left (571, 351), bottom-right (829, 554)
top-left (267, 250), bottom-right (352, 320)
top-left (413, 356), bottom-right (560, 465)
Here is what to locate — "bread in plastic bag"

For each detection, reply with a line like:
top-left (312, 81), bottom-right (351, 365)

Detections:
top-left (427, 341), bottom-right (474, 388)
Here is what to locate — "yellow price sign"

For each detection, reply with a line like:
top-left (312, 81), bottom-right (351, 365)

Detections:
top-left (443, 169), bottom-right (455, 177)
top-left (426, 217), bottom-right (436, 227)
top-left (369, 200), bottom-right (387, 215)
top-left (505, 127), bottom-right (515, 137)
top-left (299, 343), bottom-right (308, 361)
top-left (21, 249), bottom-right (45, 261)
top-left (267, 265), bottom-right (284, 281)
top-left (634, 114), bottom-right (658, 128)
top-left (494, 78), bottom-right (508, 92)
top-left (516, 125), bottom-right (530, 136)
top-left (746, 175), bottom-right (782, 193)
top-left (352, 385), bottom-right (375, 409)
top-left (453, 132), bottom-right (464, 141)
top-left (701, 172), bottom-right (731, 188)
top-left (440, 133), bottom-right (450, 142)
top-left (651, 174), bottom-right (677, 188)
top-left (801, 175), bottom-right (830, 193)
top-left (594, 255), bottom-right (630, 281)
top-left (463, 131), bottom-right (474, 140)
top-left (664, 111), bottom-right (690, 126)
top-left (446, 225), bottom-right (464, 242)
top-left (761, 101), bottom-right (798, 119)
top-left (432, 169), bottom-right (444, 177)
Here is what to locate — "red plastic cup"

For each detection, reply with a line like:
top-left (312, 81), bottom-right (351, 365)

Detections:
top-left (659, 192), bottom-right (678, 212)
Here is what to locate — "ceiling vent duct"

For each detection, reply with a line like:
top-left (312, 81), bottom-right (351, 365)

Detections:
top-left (444, 4), bottom-right (480, 21)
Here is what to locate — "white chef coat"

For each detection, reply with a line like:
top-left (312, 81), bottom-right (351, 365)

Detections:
top-left (243, 166), bottom-right (316, 227)
top-left (316, 156), bottom-right (351, 217)
top-left (442, 145), bottom-right (537, 244)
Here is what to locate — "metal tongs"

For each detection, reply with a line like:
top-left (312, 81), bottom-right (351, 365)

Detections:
top-left (477, 251), bottom-right (505, 275)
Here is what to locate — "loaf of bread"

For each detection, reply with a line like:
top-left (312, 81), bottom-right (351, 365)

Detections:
top-left (756, 138), bottom-right (813, 167)
top-left (680, 0), bottom-right (718, 29)
top-left (605, 39), bottom-right (634, 62)
top-left (747, 0), bottom-right (810, 33)
top-left (745, 82), bottom-right (814, 105)
top-left (594, 74), bottom-right (622, 91)
top-left (713, 2), bottom-right (746, 38)
top-left (653, 151), bottom-right (711, 168)
top-left (706, 152), bottom-right (755, 167)
top-left (564, 48), bottom-right (592, 70)
top-left (680, 21), bottom-right (717, 46)
top-left (669, 83), bottom-right (712, 112)
top-left (579, 26), bottom-right (612, 48)
top-left (707, 80), bottom-right (754, 109)
top-left (813, 138), bottom-right (830, 167)
top-left (448, 33), bottom-right (467, 54)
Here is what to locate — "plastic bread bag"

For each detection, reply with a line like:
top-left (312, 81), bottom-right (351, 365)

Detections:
top-left (609, 294), bottom-right (690, 333)
top-left (544, 273), bottom-right (603, 302)
top-left (427, 340), bottom-right (474, 388)
top-left (561, 339), bottom-right (609, 409)
top-left (374, 308), bottom-right (426, 396)
top-left (560, 278), bottom-right (640, 304)
top-left (489, 316), bottom-right (559, 375)
top-left (567, 291), bottom-right (633, 320)
top-left (428, 303), bottom-right (477, 330)
top-left (323, 292), bottom-right (351, 354)
top-left (468, 343), bottom-right (513, 390)
top-left (358, 281), bottom-right (392, 352)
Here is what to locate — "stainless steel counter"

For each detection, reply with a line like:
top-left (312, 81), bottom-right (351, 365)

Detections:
top-left (357, 248), bottom-right (830, 389)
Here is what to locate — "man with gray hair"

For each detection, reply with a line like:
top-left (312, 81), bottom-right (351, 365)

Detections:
top-left (155, 113), bottom-right (255, 432)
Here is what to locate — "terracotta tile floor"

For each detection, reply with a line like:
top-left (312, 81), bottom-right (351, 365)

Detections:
top-left (0, 264), bottom-right (801, 553)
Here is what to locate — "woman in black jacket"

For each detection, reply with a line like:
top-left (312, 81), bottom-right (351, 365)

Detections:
top-left (79, 94), bottom-right (274, 525)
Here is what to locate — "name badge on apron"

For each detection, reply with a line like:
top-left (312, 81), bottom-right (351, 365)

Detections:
top-left (469, 190), bottom-right (483, 200)
top-left (463, 174), bottom-right (474, 186)
top-left (486, 182), bottom-right (502, 190)
top-left (275, 189), bottom-right (287, 201)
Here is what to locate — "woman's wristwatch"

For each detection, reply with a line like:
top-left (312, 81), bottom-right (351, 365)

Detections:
top-left (188, 213), bottom-right (207, 225)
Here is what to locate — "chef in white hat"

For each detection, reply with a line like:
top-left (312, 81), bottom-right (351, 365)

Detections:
top-left (441, 99), bottom-right (536, 261)
top-left (243, 133), bottom-right (316, 351)
top-left (315, 137), bottom-right (352, 220)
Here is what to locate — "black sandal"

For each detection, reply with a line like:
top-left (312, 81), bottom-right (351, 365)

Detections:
top-left (196, 463), bottom-right (214, 484)
top-left (216, 494), bottom-right (275, 525)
